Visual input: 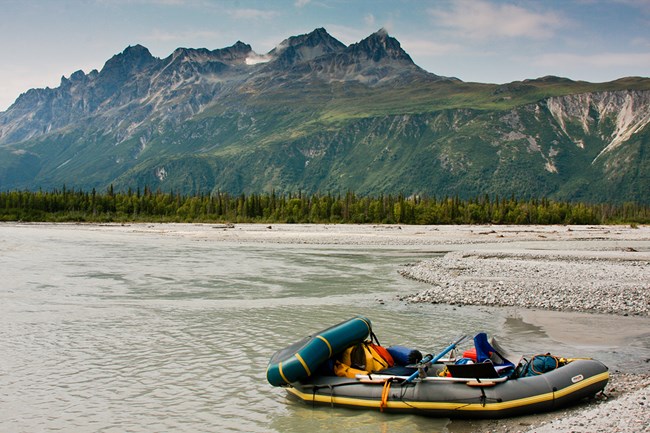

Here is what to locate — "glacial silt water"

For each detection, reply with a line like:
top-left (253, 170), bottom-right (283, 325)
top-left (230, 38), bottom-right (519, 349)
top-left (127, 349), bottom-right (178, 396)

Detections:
top-left (1, 224), bottom-right (647, 432)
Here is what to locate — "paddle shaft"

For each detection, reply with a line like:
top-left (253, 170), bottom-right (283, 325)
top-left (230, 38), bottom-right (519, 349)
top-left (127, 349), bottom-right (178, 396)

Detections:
top-left (404, 335), bottom-right (468, 383)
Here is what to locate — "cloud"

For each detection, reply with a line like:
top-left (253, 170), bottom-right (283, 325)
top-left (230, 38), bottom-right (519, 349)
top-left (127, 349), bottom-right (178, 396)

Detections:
top-left (428, 0), bottom-right (565, 40)
top-left (294, 0), bottom-right (311, 7)
top-left (364, 13), bottom-right (376, 27)
top-left (97, 0), bottom-right (210, 7)
top-left (227, 8), bottom-right (280, 20)
top-left (614, 0), bottom-right (650, 12)
top-left (631, 37), bottom-right (650, 48)
top-left (533, 51), bottom-right (650, 70)
top-left (144, 29), bottom-right (222, 44)
top-left (245, 53), bottom-right (272, 65)
top-left (246, 47), bottom-right (277, 65)
top-left (400, 38), bottom-right (463, 57)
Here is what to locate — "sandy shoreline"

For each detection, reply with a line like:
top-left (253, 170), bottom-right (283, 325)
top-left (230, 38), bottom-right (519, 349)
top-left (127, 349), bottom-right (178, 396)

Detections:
top-left (120, 222), bottom-right (650, 251)
top-left (8, 221), bottom-right (650, 247)
top-left (5, 222), bottom-right (650, 432)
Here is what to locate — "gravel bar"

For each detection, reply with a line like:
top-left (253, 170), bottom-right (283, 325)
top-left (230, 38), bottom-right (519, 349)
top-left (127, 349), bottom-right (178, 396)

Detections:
top-left (398, 250), bottom-right (650, 316)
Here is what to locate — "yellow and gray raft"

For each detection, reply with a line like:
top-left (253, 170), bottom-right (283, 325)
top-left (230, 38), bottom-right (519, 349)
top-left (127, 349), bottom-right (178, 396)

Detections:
top-left (267, 317), bottom-right (609, 418)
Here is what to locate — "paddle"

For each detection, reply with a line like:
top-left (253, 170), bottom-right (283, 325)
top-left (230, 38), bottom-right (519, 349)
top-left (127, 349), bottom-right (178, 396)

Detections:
top-left (404, 334), bottom-right (469, 384)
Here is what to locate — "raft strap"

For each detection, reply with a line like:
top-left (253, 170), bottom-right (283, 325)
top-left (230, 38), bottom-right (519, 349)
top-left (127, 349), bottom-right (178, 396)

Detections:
top-left (380, 380), bottom-right (391, 412)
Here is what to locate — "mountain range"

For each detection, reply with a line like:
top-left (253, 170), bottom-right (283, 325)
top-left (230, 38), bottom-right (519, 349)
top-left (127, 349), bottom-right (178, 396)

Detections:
top-left (1, 28), bottom-right (649, 204)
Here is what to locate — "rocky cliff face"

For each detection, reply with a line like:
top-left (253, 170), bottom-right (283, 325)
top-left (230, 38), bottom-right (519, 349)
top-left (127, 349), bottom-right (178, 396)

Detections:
top-left (482, 90), bottom-right (650, 176)
top-left (545, 90), bottom-right (650, 162)
top-left (0, 28), bottom-right (648, 203)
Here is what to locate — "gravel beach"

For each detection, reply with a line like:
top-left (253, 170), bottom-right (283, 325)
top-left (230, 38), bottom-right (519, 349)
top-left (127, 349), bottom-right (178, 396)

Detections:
top-left (397, 250), bottom-right (649, 316)
top-left (7, 222), bottom-right (650, 432)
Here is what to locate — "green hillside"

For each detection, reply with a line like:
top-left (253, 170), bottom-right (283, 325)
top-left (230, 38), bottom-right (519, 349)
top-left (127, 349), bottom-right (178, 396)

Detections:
top-left (102, 79), bottom-right (650, 203)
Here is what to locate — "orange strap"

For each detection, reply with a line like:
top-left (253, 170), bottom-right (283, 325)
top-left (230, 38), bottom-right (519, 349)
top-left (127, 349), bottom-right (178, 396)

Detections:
top-left (380, 380), bottom-right (391, 412)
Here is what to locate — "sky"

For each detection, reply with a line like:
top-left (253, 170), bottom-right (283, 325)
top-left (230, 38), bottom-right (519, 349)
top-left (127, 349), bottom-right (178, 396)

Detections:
top-left (1, 0), bottom-right (649, 111)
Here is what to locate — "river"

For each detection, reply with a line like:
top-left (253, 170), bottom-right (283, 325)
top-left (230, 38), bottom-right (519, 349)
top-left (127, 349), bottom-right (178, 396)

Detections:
top-left (1, 223), bottom-right (647, 433)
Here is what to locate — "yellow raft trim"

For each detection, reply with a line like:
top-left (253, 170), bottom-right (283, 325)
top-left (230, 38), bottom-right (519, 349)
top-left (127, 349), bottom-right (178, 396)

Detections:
top-left (278, 363), bottom-right (289, 385)
top-left (316, 335), bottom-right (333, 357)
top-left (287, 371), bottom-right (609, 412)
top-left (295, 353), bottom-right (311, 376)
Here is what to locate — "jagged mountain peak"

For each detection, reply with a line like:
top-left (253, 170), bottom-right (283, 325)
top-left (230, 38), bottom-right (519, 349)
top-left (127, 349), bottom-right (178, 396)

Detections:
top-left (230, 40), bottom-right (253, 53)
top-left (213, 41), bottom-right (253, 63)
top-left (269, 27), bottom-right (346, 67)
top-left (273, 28), bottom-right (344, 52)
top-left (170, 47), bottom-right (208, 61)
top-left (112, 44), bottom-right (156, 64)
top-left (166, 42), bottom-right (252, 66)
top-left (100, 44), bottom-right (158, 77)
top-left (253, 27), bottom-right (432, 86)
top-left (59, 69), bottom-right (91, 88)
top-left (123, 44), bottom-right (152, 56)
top-left (297, 27), bottom-right (344, 48)
top-left (375, 27), bottom-right (389, 37)
top-left (69, 69), bottom-right (87, 81)
top-left (347, 28), bottom-right (413, 63)
top-left (290, 27), bottom-right (435, 85)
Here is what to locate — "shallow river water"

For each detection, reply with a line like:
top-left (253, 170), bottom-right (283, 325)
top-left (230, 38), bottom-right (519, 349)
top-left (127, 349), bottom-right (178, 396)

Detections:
top-left (1, 224), bottom-right (648, 433)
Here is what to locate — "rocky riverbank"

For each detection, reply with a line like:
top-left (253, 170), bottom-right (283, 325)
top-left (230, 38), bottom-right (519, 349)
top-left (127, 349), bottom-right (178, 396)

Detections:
top-left (528, 376), bottom-right (650, 433)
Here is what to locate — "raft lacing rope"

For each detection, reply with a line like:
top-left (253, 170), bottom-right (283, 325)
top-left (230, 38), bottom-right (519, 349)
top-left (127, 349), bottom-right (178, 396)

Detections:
top-left (380, 380), bottom-right (391, 412)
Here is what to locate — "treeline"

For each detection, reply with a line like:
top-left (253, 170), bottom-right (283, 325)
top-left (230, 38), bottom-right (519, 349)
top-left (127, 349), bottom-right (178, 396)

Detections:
top-left (0, 187), bottom-right (648, 225)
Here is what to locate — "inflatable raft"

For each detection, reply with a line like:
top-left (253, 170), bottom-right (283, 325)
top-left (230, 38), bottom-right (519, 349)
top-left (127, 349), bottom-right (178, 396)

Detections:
top-left (267, 317), bottom-right (609, 418)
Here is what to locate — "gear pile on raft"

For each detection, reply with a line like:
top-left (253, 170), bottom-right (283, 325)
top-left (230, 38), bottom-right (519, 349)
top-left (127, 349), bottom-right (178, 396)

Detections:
top-left (266, 316), bottom-right (609, 418)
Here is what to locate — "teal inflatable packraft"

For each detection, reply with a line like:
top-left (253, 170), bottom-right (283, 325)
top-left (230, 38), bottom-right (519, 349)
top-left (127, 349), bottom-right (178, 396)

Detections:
top-left (267, 316), bottom-right (372, 386)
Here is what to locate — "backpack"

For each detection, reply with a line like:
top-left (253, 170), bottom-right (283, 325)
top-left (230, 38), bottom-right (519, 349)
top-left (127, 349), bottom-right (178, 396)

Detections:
top-left (518, 354), bottom-right (562, 377)
top-left (334, 341), bottom-right (394, 378)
